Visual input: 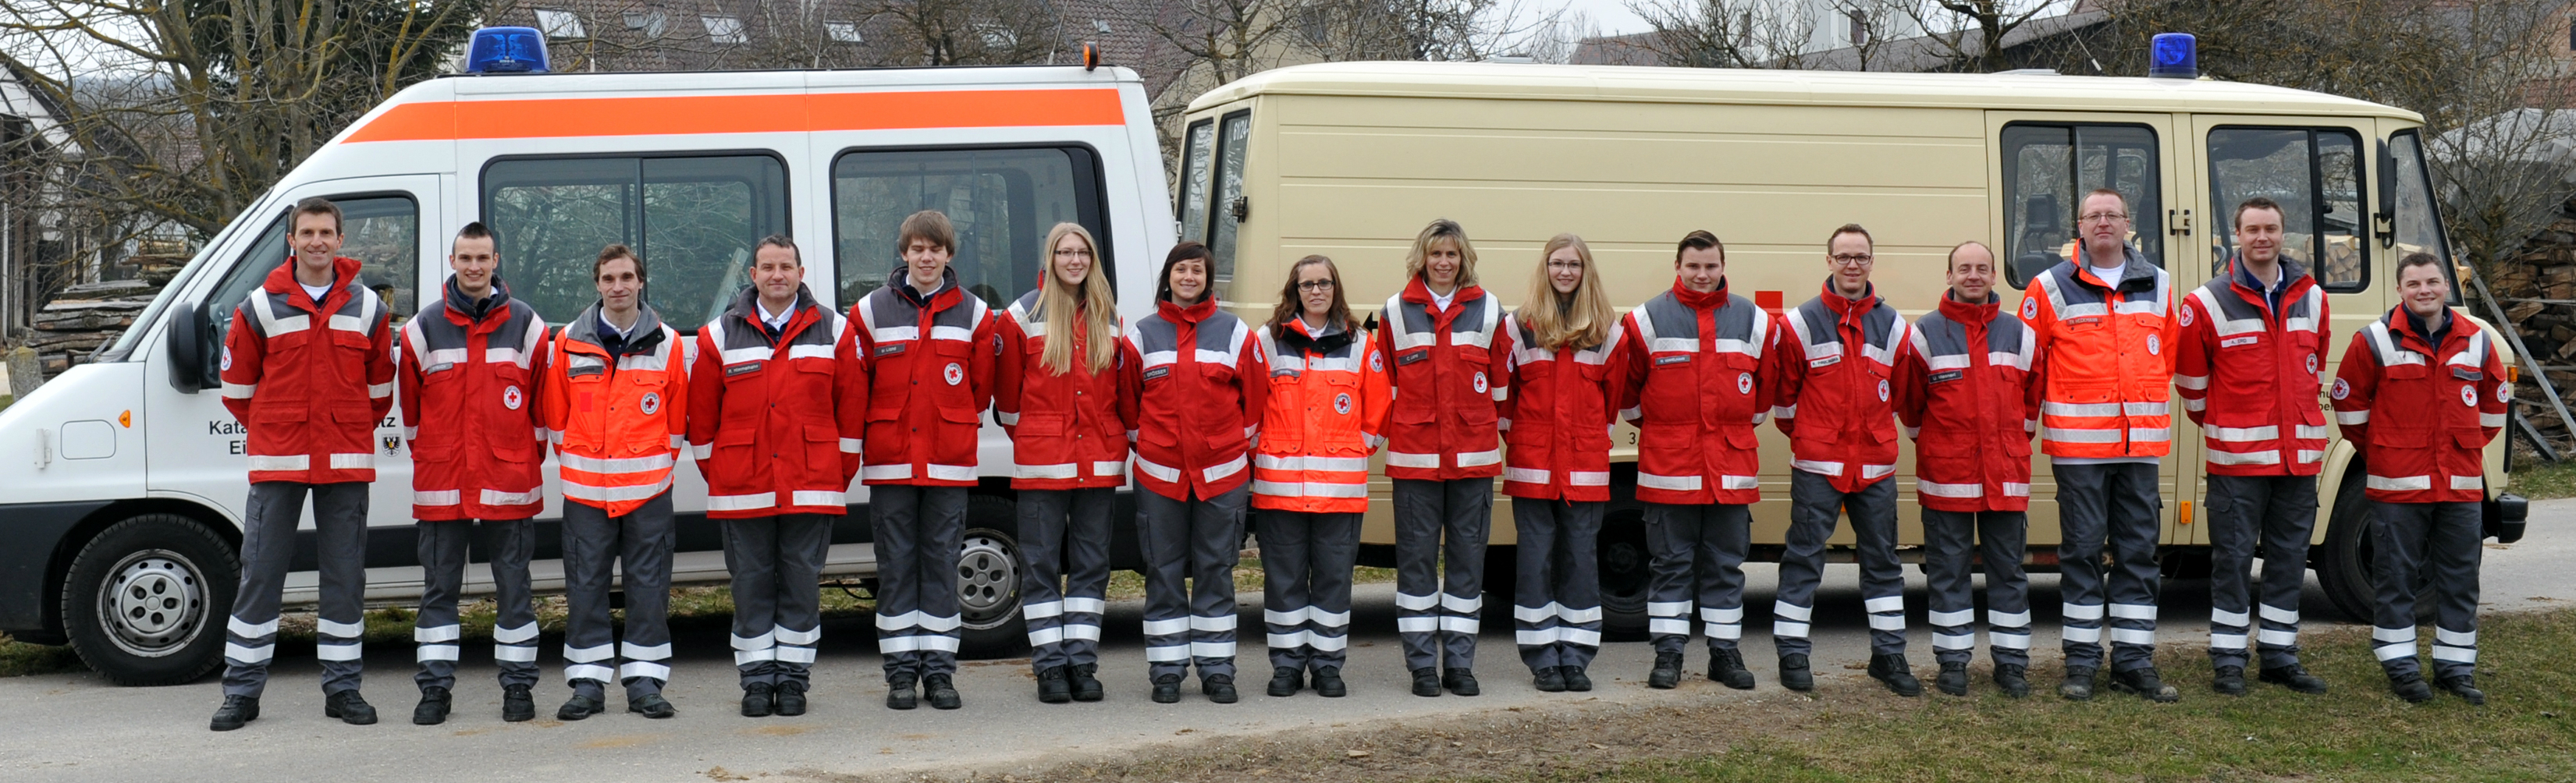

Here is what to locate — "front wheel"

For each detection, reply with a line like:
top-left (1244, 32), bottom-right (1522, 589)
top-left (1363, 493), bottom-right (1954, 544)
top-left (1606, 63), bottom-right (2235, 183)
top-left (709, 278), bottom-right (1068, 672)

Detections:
top-left (1596, 500), bottom-right (1651, 642)
top-left (2315, 466), bottom-right (2435, 624)
top-left (62, 514), bottom-right (239, 686)
top-left (954, 494), bottom-right (1029, 659)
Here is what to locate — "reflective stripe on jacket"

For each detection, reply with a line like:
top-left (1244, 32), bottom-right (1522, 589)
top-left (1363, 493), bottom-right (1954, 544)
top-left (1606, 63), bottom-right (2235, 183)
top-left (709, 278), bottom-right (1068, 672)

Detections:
top-left (399, 276), bottom-right (547, 519)
top-left (1499, 313), bottom-right (1621, 502)
top-left (1614, 280), bottom-right (1775, 506)
top-left (1377, 278), bottom-right (1510, 480)
top-left (2175, 257), bottom-right (2330, 476)
top-left (219, 255), bottom-right (395, 484)
top-left (2020, 250), bottom-right (2178, 459)
top-left (542, 303), bottom-right (687, 517)
top-left (1252, 317), bottom-right (1389, 512)
top-left (2332, 308), bottom-right (2506, 503)
top-left (690, 284), bottom-right (863, 517)
top-left (993, 289), bottom-right (1136, 490)
top-left (1126, 297), bottom-right (1266, 501)
top-left (1895, 291), bottom-right (2041, 512)
top-left (1773, 279), bottom-right (1909, 492)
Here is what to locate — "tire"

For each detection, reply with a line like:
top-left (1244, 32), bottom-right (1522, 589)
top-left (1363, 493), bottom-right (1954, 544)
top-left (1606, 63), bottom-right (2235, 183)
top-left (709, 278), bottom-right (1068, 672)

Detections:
top-left (1595, 499), bottom-right (1651, 642)
top-left (2315, 466), bottom-right (2436, 624)
top-left (954, 494), bottom-right (1029, 659)
top-left (61, 514), bottom-right (239, 686)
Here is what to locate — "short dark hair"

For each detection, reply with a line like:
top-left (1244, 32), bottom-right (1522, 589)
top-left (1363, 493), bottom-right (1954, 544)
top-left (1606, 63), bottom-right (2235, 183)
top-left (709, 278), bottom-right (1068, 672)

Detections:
top-left (454, 221), bottom-right (493, 248)
top-left (1945, 240), bottom-right (1993, 271)
top-left (2233, 197), bottom-right (2285, 230)
top-left (292, 197), bottom-right (343, 234)
top-left (2397, 251), bottom-right (2444, 276)
top-left (595, 243), bottom-right (645, 282)
top-left (2081, 187), bottom-right (2129, 216)
top-left (1675, 229), bottom-right (1725, 263)
top-left (755, 234), bottom-right (800, 264)
top-left (1828, 222), bottom-right (1873, 250)
top-left (898, 211), bottom-right (958, 256)
top-left (1158, 241), bottom-right (1214, 302)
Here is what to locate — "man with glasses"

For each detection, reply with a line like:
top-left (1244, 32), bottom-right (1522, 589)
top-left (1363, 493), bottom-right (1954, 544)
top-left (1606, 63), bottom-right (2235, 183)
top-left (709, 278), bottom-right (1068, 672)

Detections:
top-left (2019, 188), bottom-right (2182, 703)
top-left (1770, 223), bottom-right (1916, 695)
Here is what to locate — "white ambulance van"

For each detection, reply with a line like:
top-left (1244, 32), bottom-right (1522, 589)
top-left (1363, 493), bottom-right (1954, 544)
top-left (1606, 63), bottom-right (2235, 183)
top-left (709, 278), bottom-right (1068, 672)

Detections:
top-left (0, 32), bottom-right (1171, 683)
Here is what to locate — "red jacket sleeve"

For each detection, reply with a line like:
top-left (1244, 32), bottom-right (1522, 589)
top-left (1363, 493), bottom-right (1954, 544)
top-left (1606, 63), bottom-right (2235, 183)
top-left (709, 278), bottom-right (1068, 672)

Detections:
top-left (1490, 320), bottom-right (1518, 420)
top-left (688, 329), bottom-right (723, 472)
top-left (663, 328), bottom-right (691, 456)
top-left (991, 313), bottom-right (1027, 437)
top-left (1615, 312), bottom-right (1647, 425)
top-left (2173, 291), bottom-right (2214, 425)
top-left (2481, 330), bottom-right (2509, 445)
top-left (1496, 318), bottom-right (1520, 434)
top-left (538, 334), bottom-right (568, 455)
top-left (1769, 314), bottom-right (1807, 434)
top-left (219, 305), bottom-right (264, 423)
top-left (1892, 326), bottom-right (1928, 439)
top-left (1360, 326), bottom-right (1393, 449)
top-left (367, 309), bottom-right (396, 420)
top-left (2158, 286), bottom-right (2180, 378)
top-left (2018, 282), bottom-right (2055, 355)
top-left (396, 320), bottom-right (426, 445)
top-left (1237, 326), bottom-right (1268, 445)
top-left (836, 315), bottom-right (866, 484)
top-left (1117, 326), bottom-right (1142, 444)
top-left (2331, 330), bottom-right (2379, 445)
top-left (970, 309), bottom-right (1000, 419)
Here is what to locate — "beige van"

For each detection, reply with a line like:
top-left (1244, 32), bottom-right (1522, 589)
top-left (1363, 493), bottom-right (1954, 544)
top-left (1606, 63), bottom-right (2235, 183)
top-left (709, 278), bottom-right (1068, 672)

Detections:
top-left (1174, 61), bottom-right (2524, 633)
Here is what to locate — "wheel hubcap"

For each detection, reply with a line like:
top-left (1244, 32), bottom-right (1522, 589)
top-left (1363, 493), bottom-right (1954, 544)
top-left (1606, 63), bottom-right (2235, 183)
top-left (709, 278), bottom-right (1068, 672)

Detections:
top-left (98, 550), bottom-right (208, 657)
top-left (955, 533), bottom-right (1019, 629)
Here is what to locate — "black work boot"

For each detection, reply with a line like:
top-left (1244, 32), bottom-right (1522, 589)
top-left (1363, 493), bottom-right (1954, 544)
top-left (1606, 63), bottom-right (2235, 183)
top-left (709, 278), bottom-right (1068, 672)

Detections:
top-left (1936, 662), bottom-right (1970, 696)
top-left (1312, 667), bottom-right (1348, 698)
top-left (1268, 665), bottom-right (1303, 697)
top-left (1994, 664), bottom-right (2031, 699)
top-left (2387, 669), bottom-right (2433, 703)
top-left (1647, 651), bottom-right (1682, 690)
top-left (1203, 674), bottom-right (1238, 703)
top-left (1778, 654), bottom-right (1814, 693)
top-left (1151, 674), bottom-right (1184, 703)
top-left (1709, 648), bottom-right (1755, 690)
top-left (209, 695), bottom-right (261, 732)
top-left (2059, 666), bottom-right (2096, 701)
top-left (501, 684), bottom-right (535, 722)
top-left (742, 682), bottom-right (775, 717)
top-left (1869, 654), bottom-right (1922, 696)
top-left (1038, 665), bottom-right (1073, 704)
top-left (412, 686), bottom-right (452, 725)
top-left (1561, 666), bottom-right (1593, 692)
top-left (773, 682), bottom-right (808, 716)
top-left (325, 690), bottom-right (378, 725)
top-left (2260, 664), bottom-right (2329, 694)
top-left (2109, 667), bottom-right (2180, 703)
top-left (627, 693), bottom-right (676, 718)
top-left (558, 691), bottom-right (606, 721)
top-left (2436, 675), bottom-right (2486, 706)
top-left (2213, 665), bottom-right (2247, 696)
top-left (1070, 663), bottom-right (1105, 702)
top-left (924, 673), bottom-right (962, 710)
top-left (1533, 665), bottom-right (1566, 693)
top-left (1411, 668), bottom-right (1442, 697)
top-left (885, 677), bottom-right (919, 710)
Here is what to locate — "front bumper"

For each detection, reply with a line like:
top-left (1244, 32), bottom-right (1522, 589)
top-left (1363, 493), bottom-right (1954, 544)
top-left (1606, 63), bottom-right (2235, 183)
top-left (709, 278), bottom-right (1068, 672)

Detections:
top-left (2485, 492), bottom-right (2528, 544)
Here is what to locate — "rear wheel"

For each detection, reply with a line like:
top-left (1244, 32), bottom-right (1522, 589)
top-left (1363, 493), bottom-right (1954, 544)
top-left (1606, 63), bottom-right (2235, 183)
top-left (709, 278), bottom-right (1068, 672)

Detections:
top-left (1596, 499), bottom-right (1651, 641)
top-left (954, 494), bottom-right (1029, 659)
top-left (2315, 466), bottom-right (2435, 624)
top-left (62, 514), bottom-right (238, 686)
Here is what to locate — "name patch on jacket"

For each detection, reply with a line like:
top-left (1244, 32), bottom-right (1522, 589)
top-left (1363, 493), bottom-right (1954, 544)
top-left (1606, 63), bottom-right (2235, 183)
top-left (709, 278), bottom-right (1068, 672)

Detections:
top-left (2453, 367), bottom-right (2483, 381)
top-left (424, 362), bottom-right (456, 375)
top-left (1143, 366), bottom-right (1171, 381)
top-left (1398, 349), bottom-right (1430, 366)
top-left (874, 343), bottom-right (907, 356)
top-left (724, 361), bottom-right (763, 377)
top-left (2221, 335), bottom-right (2258, 348)
top-left (1928, 370), bottom-right (1963, 384)
top-left (1654, 354), bottom-right (1691, 367)
top-left (566, 363), bottom-right (606, 378)
top-left (1271, 367), bottom-right (1300, 379)
top-left (2066, 317), bottom-right (2102, 327)
top-left (1809, 354), bottom-right (1842, 369)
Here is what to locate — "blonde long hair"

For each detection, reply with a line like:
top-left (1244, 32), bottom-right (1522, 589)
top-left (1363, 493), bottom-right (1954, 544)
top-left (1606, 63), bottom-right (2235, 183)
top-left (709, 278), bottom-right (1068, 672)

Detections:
top-left (1037, 223), bottom-right (1117, 374)
top-left (1520, 233), bottom-right (1612, 351)
top-left (1403, 218), bottom-right (1480, 289)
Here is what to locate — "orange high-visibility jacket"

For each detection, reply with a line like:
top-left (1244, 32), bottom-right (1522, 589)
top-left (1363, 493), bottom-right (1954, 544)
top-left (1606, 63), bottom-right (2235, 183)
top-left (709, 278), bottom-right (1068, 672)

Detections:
top-left (2018, 250), bottom-right (2179, 459)
top-left (542, 303), bottom-right (688, 516)
top-left (1252, 317), bottom-right (1390, 513)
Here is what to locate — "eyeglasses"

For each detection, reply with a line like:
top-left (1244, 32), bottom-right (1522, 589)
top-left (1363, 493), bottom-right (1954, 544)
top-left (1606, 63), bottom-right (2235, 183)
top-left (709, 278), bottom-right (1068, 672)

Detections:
top-left (1296, 279), bottom-right (1335, 292)
top-left (1545, 260), bottom-right (1585, 271)
top-left (1829, 253), bottom-right (1874, 266)
top-left (1053, 248), bottom-right (1094, 258)
top-left (2080, 212), bottom-right (2130, 224)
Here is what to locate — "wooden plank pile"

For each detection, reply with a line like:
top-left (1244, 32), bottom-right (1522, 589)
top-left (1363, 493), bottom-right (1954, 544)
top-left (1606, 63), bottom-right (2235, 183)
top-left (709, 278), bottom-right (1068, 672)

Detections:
top-left (21, 254), bottom-right (184, 378)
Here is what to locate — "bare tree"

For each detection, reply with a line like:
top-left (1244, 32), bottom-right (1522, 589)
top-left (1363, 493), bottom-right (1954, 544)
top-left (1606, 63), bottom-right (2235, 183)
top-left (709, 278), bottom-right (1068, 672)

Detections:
top-left (864, 0), bottom-right (1068, 66)
top-left (1885, 0), bottom-right (2064, 73)
top-left (1623, 0), bottom-right (1820, 68)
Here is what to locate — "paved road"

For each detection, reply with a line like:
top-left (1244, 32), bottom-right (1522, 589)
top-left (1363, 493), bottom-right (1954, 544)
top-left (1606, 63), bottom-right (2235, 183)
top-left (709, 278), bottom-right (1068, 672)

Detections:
top-left (5, 501), bottom-right (2567, 782)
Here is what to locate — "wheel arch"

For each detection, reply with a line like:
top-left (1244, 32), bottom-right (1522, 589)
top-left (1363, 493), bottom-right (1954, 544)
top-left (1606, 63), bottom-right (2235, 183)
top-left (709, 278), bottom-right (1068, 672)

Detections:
top-left (22, 498), bottom-right (237, 644)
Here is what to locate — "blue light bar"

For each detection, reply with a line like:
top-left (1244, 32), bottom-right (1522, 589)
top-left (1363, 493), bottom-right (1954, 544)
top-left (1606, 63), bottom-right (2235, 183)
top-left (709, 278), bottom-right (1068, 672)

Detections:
top-left (467, 27), bottom-right (549, 73)
top-left (2149, 33), bottom-right (2197, 80)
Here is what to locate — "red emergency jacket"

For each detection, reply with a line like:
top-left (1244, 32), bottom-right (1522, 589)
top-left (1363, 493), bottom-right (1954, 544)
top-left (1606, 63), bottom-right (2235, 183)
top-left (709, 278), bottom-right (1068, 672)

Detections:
top-left (1376, 278), bottom-right (1511, 480)
top-left (398, 275), bottom-right (547, 520)
top-left (2332, 308), bottom-right (2506, 504)
top-left (1773, 280), bottom-right (1910, 493)
top-left (689, 285), bottom-right (863, 518)
top-left (543, 303), bottom-right (688, 517)
top-left (1252, 317), bottom-right (1390, 513)
top-left (2176, 257), bottom-right (2331, 476)
top-left (1125, 296), bottom-right (1266, 501)
top-left (1614, 280), bottom-right (1776, 506)
top-left (1498, 312), bottom-right (1622, 501)
top-left (993, 289), bottom-right (1136, 490)
top-left (1895, 291), bottom-right (2042, 512)
top-left (2020, 250), bottom-right (2178, 459)
top-left (219, 256), bottom-right (395, 484)
top-left (851, 267), bottom-right (998, 487)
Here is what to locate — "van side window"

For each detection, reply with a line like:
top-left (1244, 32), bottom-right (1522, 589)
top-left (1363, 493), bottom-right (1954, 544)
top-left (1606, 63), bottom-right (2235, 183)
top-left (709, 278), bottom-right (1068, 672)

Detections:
top-left (830, 146), bottom-right (1109, 310)
top-left (481, 155), bottom-right (788, 332)
top-left (2386, 130), bottom-right (2460, 303)
top-left (1177, 119), bottom-right (1217, 260)
top-left (203, 195), bottom-right (420, 364)
top-left (1174, 110), bottom-right (1249, 283)
top-left (1999, 124), bottom-right (2164, 287)
top-left (2206, 127), bottom-right (2366, 291)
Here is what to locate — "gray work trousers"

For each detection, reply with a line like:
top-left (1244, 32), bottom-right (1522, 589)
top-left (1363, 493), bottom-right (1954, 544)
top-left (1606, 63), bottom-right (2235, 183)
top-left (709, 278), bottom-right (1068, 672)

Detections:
top-left (1776, 470), bottom-right (1906, 657)
top-left (1644, 502), bottom-right (1750, 657)
top-left (2205, 473), bottom-right (2318, 670)
top-left (1256, 509), bottom-right (1360, 673)
top-left (1512, 499), bottom-right (1603, 672)
top-left (414, 517), bottom-right (538, 693)
top-left (223, 481), bottom-right (369, 698)
top-left (2053, 460), bottom-right (2165, 672)
top-left (724, 512), bottom-right (833, 689)
top-left (2369, 501), bottom-right (2483, 681)
top-left (1018, 487), bottom-right (1113, 674)
top-left (1921, 508), bottom-right (2032, 667)
top-left (562, 492), bottom-right (674, 700)
top-left (1392, 478), bottom-right (1492, 672)
top-left (1138, 484), bottom-right (1248, 682)
top-left (872, 485), bottom-right (966, 682)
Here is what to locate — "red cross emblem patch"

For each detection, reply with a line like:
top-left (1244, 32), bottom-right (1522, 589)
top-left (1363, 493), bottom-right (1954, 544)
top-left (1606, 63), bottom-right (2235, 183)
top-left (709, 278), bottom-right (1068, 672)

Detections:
top-left (502, 385), bottom-right (523, 410)
top-left (945, 362), bottom-right (965, 385)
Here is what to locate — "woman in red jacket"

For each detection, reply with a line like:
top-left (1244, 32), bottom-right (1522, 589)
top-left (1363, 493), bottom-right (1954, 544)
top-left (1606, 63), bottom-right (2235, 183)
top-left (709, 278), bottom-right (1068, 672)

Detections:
top-left (1125, 241), bottom-right (1267, 704)
top-left (995, 223), bottom-right (1137, 705)
top-left (1250, 254), bottom-right (1390, 699)
top-left (1498, 233), bottom-right (1620, 693)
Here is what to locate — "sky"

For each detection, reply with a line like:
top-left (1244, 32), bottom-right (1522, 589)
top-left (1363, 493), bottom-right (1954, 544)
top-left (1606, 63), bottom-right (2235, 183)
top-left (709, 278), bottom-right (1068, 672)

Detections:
top-left (1551, 0), bottom-right (1657, 37)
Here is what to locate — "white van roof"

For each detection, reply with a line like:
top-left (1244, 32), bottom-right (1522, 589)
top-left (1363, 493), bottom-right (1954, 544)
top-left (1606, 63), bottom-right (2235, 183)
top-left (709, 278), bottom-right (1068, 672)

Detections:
top-left (1185, 61), bottom-right (2417, 122)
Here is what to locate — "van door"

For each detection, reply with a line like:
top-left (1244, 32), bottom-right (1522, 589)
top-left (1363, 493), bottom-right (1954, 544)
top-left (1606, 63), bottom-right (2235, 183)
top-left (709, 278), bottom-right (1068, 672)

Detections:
top-left (145, 176), bottom-right (438, 576)
top-left (1983, 112), bottom-right (2190, 546)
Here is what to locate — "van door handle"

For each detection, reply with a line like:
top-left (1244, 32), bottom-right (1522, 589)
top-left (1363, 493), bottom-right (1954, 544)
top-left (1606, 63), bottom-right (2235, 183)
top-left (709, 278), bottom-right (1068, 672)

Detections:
top-left (1230, 197), bottom-right (1249, 222)
top-left (2169, 208), bottom-right (2191, 236)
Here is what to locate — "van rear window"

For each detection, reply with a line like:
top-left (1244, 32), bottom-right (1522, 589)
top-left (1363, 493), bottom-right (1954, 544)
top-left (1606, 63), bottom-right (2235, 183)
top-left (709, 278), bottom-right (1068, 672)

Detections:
top-left (830, 146), bottom-right (1109, 310)
top-left (481, 154), bottom-right (789, 332)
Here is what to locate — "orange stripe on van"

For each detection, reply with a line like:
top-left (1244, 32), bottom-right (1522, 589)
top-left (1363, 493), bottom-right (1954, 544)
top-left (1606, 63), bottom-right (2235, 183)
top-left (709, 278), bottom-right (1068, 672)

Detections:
top-left (344, 88), bottom-right (1125, 143)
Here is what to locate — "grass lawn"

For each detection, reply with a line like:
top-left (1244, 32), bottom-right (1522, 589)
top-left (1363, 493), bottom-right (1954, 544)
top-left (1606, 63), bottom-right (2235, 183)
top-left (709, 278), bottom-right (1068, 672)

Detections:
top-left (2507, 456), bottom-right (2576, 501)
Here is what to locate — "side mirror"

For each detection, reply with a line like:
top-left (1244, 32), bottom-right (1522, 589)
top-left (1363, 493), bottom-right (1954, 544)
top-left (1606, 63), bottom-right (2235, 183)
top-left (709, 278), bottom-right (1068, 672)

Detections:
top-left (165, 301), bottom-right (205, 393)
top-left (2375, 139), bottom-right (2398, 249)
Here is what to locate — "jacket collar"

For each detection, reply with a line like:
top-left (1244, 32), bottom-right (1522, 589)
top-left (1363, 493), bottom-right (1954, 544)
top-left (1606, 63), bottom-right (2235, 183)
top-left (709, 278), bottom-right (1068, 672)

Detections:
top-left (1817, 278), bottom-right (1878, 316)
top-left (2068, 245), bottom-right (2155, 292)
top-left (440, 273), bottom-right (512, 324)
top-left (888, 266), bottom-right (961, 309)
top-left (1938, 289), bottom-right (2000, 325)
top-left (1158, 296), bottom-right (1217, 325)
top-left (1400, 276), bottom-right (1483, 310)
top-left (1278, 315), bottom-right (1353, 353)
top-left (1670, 277), bottom-right (1729, 310)
top-left (2386, 306), bottom-right (2460, 355)
top-left (728, 282), bottom-right (821, 331)
top-left (263, 255), bottom-right (365, 310)
top-left (563, 302), bottom-right (666, 354)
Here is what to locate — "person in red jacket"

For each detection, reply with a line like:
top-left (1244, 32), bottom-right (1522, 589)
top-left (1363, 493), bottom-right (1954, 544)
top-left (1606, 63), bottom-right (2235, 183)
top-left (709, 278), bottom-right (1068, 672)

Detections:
top-left (2332, 252), bottom-right (2506, 706)
top-left (2174, 197), bottom-right (2333, 697)
top-left (851, 211), bottom-right (997, 711)
top-left (1126, 241), bottom-right (1267, 704)
top-left (1615, 229), bottom-right (1775, 692)
top-left (1251, 254), bottom-right (1387, 699)
top-left (1893, 241), bottom-right (2042, 699)
top-left (1771, 223), bottom-right (1917, 696)
top-left (396, 221), bottom-right (548, 725)
top-left (1498, 234), bottom-right (1620, 693)
top-left (1376, 219), bottom-right (1512, 698)
top-left (211, 197), bottom-right (396, 731)
top-left (689, 235), bottom-right (864, 717)
top-left (993, 222), bottom-right (1136, 705)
